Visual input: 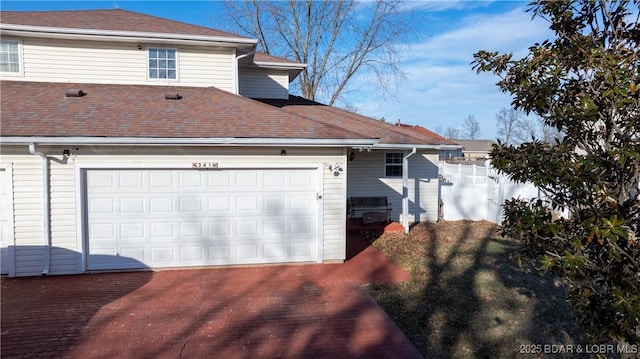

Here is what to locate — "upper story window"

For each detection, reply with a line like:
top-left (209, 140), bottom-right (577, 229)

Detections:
top-left (148, 48), bottom-right (177, 80)
top-left (0, 40), bottom-right (22, 75)
top-left (385, 152), bottom-right (403, 177)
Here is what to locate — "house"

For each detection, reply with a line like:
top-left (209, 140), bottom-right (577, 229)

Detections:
top-left (449, 139), bottom-right (495, 161)
top-left (0, 9), bottom-right (460, 277)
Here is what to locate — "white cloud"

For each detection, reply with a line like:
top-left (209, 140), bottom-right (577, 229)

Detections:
top-left (349, 5), bottom-right (553, 139)
top-left (399, 0), bottom-right (496, 13)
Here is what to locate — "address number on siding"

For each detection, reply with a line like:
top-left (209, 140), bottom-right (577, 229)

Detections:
top-left (192, 162), bottom-right (218, 169)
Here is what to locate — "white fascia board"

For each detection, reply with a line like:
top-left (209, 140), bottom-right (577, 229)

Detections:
top-left (0, 136), bottom-right (379, 147)
top-left (0, 24), bottom-right (258, 48)
top-left (439, 144), bottom-right (464, 150)
top-left (253, 61), bottom-right (307, 70)
top-left (249, 61), bottom-right (307, 82)
top-left (370, 143), bottom-right (462, 150)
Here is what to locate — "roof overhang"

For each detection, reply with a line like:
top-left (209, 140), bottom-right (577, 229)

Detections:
top-left (0, 24), bottom-right (258, 52)
top-left (250, 61), bottom-right (307, 82)
top-left (0, 136), bottom-right (380, 147)
top-left (366, 144), bottom-right (463, 150)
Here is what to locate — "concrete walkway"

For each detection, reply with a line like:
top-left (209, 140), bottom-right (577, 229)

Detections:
top-left (1, 235), bottom-right (422, 359)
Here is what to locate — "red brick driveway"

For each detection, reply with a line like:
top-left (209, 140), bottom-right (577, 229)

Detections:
top-left (1, 235), bottom-right (423, 358)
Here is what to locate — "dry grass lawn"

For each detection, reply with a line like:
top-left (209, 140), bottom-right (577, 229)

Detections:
top-left (368, 220), bottom-right (584, 358)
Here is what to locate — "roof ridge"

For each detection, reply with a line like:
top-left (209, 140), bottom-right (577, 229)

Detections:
top-left (0, 8), bottom-right (252, 40)
top-left (396, 123), bottom-right (456, 144)
top-left (236, 94), bottom-right (372, 140)
top-left (107, 9), bottom-right (250, 39)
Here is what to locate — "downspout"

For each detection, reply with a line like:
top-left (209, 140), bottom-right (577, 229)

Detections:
top-left (235, 49), bottom-right (256, 94)
top-left (402, 147), bottom-right (417, 234)
top-left (29, 143), bottom-right (51, 275)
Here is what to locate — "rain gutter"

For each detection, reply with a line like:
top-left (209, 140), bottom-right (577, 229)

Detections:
top-left (402, 147), bottom-right (417, 234)
top-left (1, 137), bottom-right (379, 147)
top-left (28, 143), bottom-right (51, 275)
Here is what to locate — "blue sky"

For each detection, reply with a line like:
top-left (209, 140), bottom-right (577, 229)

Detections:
top-left (1, 1), bottom-right (552, 140)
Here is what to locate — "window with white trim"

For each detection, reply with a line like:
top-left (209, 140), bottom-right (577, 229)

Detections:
top-left (385, 152), bottom-right (403, 177)
top-left (0, 40), bottom-right (22, 74)
top-left (148, 48), bottom-right (177, 80)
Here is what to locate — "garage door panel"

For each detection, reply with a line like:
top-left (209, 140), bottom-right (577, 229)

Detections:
top-left (89, 198), bottom-right (115, 214)
top-left (264, 171), bottom-right (285, 187)
top-left (178, 171), bottom-right (202, 187)
top-left (119, 172), bottom-right (144, 188)
top-left (236, 220), bottom-right (258, 235)
top-left (87, 171), bottom-right (114, 188)
top-left (208, 197), bottom-right (231, 211)
top-left (264, 220), bottom-right (285, 235)
top-left (209, 221), bottom-right (231, 236)
top-left (149, 172), bottom-right (173, 188)
top-left (151, 222), bottom-right (174, 237)
top-left (291, 242), bottom-right (313, 257)
top-left (179, 246), bottom-right (203, 261)
top-left (90, 223), bottom-right (115, 239)
top-left (209, 245), bottom-right (231, 260)
top-left (237, 171), bottom-right (259, 187)
top-left (120, 223), bottom-right (145, 239)
top-left (179, 222), bottom-right (203, 237)
top-left (207, 171), bottom-right (230, 187)
top-left (264, 196), bottom-right (285, 211)
top-left (86, 168), bottom-right (318, 270)
top-left (237, 244), bottom-right (259, 260)
top-left (179, 197), bottom-right (203, 212)
top-left (265, 243), bottom-right (286, 258)
top-left (291, 219), bottom-right (313, 234)
top-left (237, 196), bottom-right (259, 211)
top-left (150, 197), bottom-right (173, 213)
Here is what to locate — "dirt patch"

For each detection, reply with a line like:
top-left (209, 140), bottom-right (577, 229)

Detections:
top-left (368, 220), bottom-right (584, 358)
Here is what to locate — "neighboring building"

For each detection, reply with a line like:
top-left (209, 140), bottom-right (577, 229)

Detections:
top-left (453, 139), bottom-right (495, 161)
top-left (0, 9), bottom-right (456, 277)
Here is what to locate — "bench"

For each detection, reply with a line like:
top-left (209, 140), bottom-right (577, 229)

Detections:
top-left (348, 196), bottom-right (391, 224)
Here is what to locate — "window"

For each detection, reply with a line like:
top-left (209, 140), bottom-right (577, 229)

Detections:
top-left (385, 153), bottom-right (403, 177)
top-left (148, 48), bottom-right (177, 80)
top-left (0, 40), bottom-right (22, 74)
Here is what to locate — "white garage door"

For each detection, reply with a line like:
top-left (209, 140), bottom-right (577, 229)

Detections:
top-left (85, 168), bottom-right (319, 270)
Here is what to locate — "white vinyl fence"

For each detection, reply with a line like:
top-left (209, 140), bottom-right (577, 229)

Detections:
top-left (438, 162), bottom-right (540, 223)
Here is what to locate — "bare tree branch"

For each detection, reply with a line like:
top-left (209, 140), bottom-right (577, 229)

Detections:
top-left (222, 0), bottom-right (417, 105)
top-left (462, 115), bottom-right (481, 139)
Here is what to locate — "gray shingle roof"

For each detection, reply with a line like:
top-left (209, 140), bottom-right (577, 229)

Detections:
top-left (1, 9), bottom-right (249, 39)
top-left (0, 81), bottom-right (366, 140)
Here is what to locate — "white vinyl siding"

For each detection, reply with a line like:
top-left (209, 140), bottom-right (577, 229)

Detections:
top-left (238, 68), bottom-right (289, 99)
top-left (2, 38), bottom-right (236, 92)
top-left (1, 163), bottom-right (15, 275)
top-left (8, 157), bottom-right (46, 277)
top-left (1, 145), bottom-right (347, 276)
top-left (321, 151), bottom-right (347, 261)
top-left (179, 48), bottom-right (235, 89)
top-left (347, 150), bottom-right (440, 223)
top-left (49, 160), bottom-right (80, 275)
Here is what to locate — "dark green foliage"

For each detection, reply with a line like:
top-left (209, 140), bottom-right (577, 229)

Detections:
top-left (473, 0), bottom-right (640, 344)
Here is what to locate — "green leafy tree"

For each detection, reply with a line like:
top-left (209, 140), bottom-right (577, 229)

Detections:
top-left (473, 0), bottom-right (640, 344)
